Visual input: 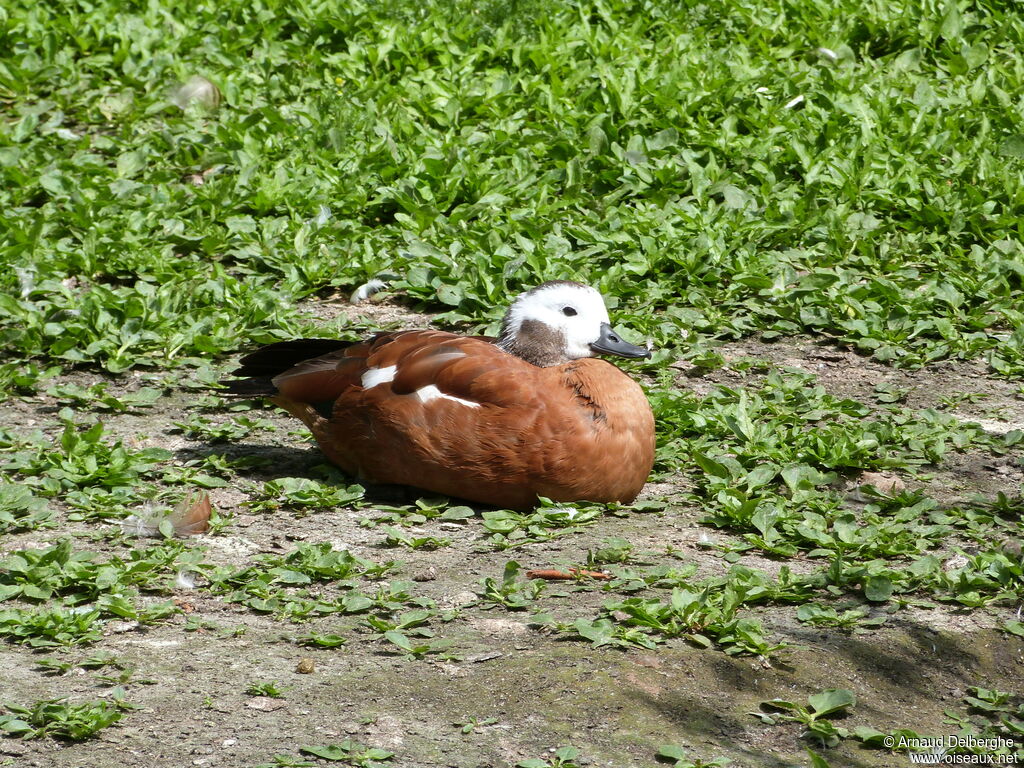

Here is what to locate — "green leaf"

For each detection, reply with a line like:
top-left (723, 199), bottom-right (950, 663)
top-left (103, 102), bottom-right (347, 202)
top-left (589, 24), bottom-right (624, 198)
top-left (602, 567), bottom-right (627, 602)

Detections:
top-left (806, 747), bottom-right (832, 768)
top-left (21, 584), bottom-right (51, 601)
top-left (1002, 621), bottom-right (1024, 637)
top-left (863, 575), bottom-right (894, 602)
top-left (763, 698), bottom-right (798, 711)
top-left (436, 283), bottom-right (463, 306)
top-left (439, 506), bottom-right (474, 521)
top-left (656, 744), bottom-right (687, 760)
top-left (573, 618), bottom-right (611, 645)
top-left (116, 150), bottom-right (146, 178)
top-left (808, 689), bottom-right (856, 717)
top-left (939, 0), bottom-right (963, 39)
top-left (999, 136), bottom-right (1024, 159)
top-left (693, 452), bottom-right (730, 480)
top-left (383, 630), bottom-right (413, 651)
top-left (852, 725), bottom-right (888, 745)
top-left (743, 465), bottom-right (777, 489)
top-left (300, 744), bottom-right (351, 760)
top-left (273, 569), bottom-right (312, 585)
top-left (0, 716), bottom-right (32, 735)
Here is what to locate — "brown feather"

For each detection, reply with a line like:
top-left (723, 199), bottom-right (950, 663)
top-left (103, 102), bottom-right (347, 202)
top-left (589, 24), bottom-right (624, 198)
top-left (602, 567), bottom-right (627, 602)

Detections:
top-left (171, 490), bottom-right (212, 536)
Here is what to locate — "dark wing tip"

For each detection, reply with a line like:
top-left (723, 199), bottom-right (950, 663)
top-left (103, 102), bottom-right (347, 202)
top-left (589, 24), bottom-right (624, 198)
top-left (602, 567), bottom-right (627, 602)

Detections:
top-left (219, 377), bottom-right (278, 397)
top-left (231, 338), bottom-right (355, 378)
top-left (220, 338), bottom-right (357, 397)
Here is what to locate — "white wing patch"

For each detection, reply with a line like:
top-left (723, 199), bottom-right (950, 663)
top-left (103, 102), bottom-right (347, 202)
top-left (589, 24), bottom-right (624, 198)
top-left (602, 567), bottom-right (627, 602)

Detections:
top-left (414, 384), bottom-right (481, 409)
top-left (361, 365), bottom-right (397, 389)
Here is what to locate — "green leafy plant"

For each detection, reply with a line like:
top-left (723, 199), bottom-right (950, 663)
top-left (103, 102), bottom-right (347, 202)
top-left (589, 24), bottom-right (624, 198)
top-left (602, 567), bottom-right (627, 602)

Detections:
top-left (656, 745), bottom-right (730, 767)
top-left (455, 717), bottom-right (499, 734)
top-left (378, 630), bottom-right (452, 661)
top-left (382, 526), bottom-right (450, 550)
top-left (250, 478), bottom-right (365, 513)
top-left (299, 741), bottom-right (394, 766)
top-left (563, 617), bottom-right (660, 650)
top-left (517, 746), bottom-right (582, 768)
top-left (479, 561), bottom-right (545, 610)
top-left (365, 609), bottom-right (451, 660)
top-left (596, 587), bottom-right (784, 657)
top-left (46, 382), bottom-right (162, 412)
top-left (0, 607), bottom-right (104, 648)
top-left (362, 500), bottom-right (475, 528)
top-left (246, 681), bottom-right (286, 698)
top-left (174, 414), bottom-right (277, 443)
top-left (944, 686), bottom-right (1024, 756)
top-left (0, 483), bottom-right (53, 532)
top-left (482, 501), bottom-right (607, 549)
top-left (795, 603), bottom-right (887, 631)
top-left (587, 537), bottom-right (634, 565)
top-left (752, 689), bottom-right (857, 747)
top-left (9, 414), bottom-right (171, 496)
top-left (0, 697), bottom-right (124, 740)
top-left (297, 632), bottom-right (347, 649)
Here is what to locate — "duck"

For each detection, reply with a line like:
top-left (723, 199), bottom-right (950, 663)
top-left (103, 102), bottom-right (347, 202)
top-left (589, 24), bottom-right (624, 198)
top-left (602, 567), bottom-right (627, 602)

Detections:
top-left (224, 281), bottom-right (656, 510)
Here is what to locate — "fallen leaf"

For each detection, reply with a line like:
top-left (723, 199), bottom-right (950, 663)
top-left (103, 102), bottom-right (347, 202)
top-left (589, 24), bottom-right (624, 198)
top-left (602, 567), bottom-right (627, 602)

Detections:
top-left (856, 472), bottom-right (905, 496)
top-left (172, 598), bottom-right (196, 613)
top-left (525, 568), bottom-right (611, 581)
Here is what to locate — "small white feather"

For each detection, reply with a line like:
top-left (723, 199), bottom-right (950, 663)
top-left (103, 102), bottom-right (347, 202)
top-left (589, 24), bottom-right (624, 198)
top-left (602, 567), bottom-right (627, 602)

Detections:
top-left (171, 76), bottom-right (221, 110)
top-left (121, 502), bottom-right (161, 537)
top-left (15, 267), bottom-right (35, 298)
top-left (351, 278), bottom-right (388, 304)
top-left (414, 385), bottom-right (481, 409)
top-left (361, 365), bottom-right (397, 389)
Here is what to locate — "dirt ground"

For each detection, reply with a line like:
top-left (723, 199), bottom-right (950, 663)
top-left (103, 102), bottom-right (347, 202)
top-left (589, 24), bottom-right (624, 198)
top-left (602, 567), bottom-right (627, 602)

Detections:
top-left (1, 300), bottom-right (1022, 768)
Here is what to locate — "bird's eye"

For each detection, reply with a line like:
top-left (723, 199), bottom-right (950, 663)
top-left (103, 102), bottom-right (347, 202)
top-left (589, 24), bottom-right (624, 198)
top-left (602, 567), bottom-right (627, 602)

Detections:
top-left (562, 306), bottom-right (578, 317)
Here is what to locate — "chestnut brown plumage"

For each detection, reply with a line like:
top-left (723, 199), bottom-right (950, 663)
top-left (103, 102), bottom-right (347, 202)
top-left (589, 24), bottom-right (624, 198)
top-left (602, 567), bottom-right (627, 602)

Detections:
top-left (224, 282), bottom-right (655, 509)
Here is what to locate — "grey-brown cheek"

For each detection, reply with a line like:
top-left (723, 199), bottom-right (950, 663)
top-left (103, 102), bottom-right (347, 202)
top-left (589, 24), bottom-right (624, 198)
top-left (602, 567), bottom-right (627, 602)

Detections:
top-left (498, 318), bottom-right (573, 367)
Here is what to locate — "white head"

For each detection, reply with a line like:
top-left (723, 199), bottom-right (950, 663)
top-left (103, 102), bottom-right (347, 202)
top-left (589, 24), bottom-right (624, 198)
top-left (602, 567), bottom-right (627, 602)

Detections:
top-left (497, 281), bottom-right (650, 367)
